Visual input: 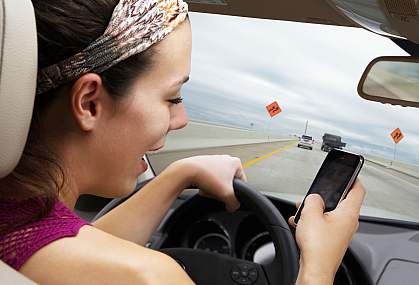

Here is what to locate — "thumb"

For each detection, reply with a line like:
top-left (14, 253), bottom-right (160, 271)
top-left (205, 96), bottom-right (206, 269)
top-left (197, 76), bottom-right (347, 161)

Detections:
top-left (301, 194), bottom-right (325, 220)
top-left (224, 185), bottom-right (240, 212)
top-left (225, 197), bottom-right (240, 212)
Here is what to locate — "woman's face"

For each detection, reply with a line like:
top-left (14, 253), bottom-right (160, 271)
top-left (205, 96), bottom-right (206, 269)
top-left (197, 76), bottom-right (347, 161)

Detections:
top-left (84, 21), bottom-right (192, 198)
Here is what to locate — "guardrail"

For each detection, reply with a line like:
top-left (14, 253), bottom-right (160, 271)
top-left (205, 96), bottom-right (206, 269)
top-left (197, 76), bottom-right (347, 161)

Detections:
top-left (364, 156), bottom-right (419, 180)
top-left (156, 121), bottom-right (296, 153)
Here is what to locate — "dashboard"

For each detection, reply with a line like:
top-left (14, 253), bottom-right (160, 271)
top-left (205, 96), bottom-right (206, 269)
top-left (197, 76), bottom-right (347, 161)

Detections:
top-left (152, 191), bottom-right (370, 285)
top-left (165, 210), bottom-right (274, 263)
top-left (76, 186), bottom-right (419, 285)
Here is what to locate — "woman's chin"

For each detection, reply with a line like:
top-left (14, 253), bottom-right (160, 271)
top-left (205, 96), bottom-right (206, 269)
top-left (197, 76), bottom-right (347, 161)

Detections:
top-left (116, 179), bottom-right (139, 198)
top-left (100, 160), bottom-right (149, 199)
top-left (103, 175), bottom-right (140, 199)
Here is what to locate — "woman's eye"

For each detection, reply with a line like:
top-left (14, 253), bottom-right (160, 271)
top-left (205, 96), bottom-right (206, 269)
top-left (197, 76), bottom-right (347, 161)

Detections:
top-left (168, 97), bottom-right (184, 105)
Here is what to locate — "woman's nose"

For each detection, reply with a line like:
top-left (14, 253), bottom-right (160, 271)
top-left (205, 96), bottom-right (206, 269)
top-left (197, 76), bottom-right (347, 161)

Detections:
top-left (169, 104), bottom-right (189, 130)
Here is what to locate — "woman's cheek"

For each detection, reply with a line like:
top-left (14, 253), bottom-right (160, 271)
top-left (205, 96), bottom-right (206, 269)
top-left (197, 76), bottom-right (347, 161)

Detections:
top-left (150, 111), bottom-right (170, 140)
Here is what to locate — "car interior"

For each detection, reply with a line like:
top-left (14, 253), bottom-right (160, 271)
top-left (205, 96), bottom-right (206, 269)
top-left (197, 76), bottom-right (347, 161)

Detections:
top-left (1, 0), bottom-right (419, 284)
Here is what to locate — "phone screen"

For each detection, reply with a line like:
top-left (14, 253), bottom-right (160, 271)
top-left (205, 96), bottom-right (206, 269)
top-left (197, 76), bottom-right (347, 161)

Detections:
top-left (294, 149), bottom-right (364, 224)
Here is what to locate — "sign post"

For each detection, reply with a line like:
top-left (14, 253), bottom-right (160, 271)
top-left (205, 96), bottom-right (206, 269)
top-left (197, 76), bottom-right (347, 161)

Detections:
top-left (390, 128), bottom-right (404, 165)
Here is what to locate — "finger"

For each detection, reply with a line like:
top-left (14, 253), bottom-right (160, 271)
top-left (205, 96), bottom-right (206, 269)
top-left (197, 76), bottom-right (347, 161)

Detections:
top-left (340, 180), bottom-right (366, 210)
top-left (301, 194), bottom-right (325, 220)
top-left (295, 201), bottom-right (302, 209)
top-left (288, 216), bottom-right (296, 228)
top-left (225, 196), bottom-right (241, 212)
top-left (223, 179), bottom-right (241, 213)
top-left (233, 157), bottom-right (247, 182)
top-left (235, 167), bottom-right (247, 182)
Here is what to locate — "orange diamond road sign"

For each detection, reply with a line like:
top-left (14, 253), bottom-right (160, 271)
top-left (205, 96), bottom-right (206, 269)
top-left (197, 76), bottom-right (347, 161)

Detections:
top-left (391, 128), bottom-right (404, 144)
top-left (266, 101), bottom-right (282, 117)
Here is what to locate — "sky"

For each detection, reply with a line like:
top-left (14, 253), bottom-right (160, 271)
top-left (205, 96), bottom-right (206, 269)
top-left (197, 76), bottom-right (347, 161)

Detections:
top-left (181, 12), bottom-right (419, 165)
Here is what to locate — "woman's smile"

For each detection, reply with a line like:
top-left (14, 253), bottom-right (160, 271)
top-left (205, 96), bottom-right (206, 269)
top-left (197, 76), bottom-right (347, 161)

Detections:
top-left (138, 157), bottom-right (149, 174)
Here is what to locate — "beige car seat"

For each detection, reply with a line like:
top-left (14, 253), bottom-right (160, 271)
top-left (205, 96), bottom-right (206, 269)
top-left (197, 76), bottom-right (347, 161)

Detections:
top-left (0, 0), bottom-right (38, 283)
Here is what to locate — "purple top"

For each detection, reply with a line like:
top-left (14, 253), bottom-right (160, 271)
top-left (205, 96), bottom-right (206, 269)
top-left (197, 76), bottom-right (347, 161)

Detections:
top-left (0, 199), bottom-right (90, 270)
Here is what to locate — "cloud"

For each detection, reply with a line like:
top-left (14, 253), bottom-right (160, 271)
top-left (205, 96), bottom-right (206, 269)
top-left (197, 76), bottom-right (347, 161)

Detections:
top-left (183, 12), bottom-right (419, 165)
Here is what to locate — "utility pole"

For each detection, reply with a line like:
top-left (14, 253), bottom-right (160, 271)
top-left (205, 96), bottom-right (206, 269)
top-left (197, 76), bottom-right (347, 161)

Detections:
top-left (304, 120), bottom-right (308, 135)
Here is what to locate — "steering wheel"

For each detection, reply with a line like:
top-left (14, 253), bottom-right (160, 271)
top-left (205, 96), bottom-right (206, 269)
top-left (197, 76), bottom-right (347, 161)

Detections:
top-left (94, 179), bottom-right (299, 285)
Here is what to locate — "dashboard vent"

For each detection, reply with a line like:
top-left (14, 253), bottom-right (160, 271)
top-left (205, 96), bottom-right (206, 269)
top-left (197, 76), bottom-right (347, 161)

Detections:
top-left (384, 0), bottom-right (418, 16)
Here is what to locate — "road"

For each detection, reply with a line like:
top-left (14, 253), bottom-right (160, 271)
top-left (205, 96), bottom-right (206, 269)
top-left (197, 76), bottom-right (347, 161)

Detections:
top-left (148, 141), bottom-right (419, 223)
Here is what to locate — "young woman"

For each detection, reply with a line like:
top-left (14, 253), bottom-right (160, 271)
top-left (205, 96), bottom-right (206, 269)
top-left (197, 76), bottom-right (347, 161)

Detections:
top-left (0, 0), bottom-right (365, 284)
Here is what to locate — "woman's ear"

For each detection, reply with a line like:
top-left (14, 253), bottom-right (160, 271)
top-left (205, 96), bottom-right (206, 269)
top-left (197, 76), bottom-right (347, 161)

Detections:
top-left (69, 73), bottom-right (107, 131)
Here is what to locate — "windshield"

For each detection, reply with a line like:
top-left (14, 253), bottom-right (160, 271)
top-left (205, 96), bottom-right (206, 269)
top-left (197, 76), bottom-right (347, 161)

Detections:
top-left (302, 136), bottom-right (312, 140)
top-left (148, 13), bottom-right (419, 224)
top-left (324, 134), bottom-right (340, 142)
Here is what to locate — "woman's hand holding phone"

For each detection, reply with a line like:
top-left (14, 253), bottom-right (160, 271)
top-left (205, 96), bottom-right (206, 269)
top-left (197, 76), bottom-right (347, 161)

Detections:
top-left (290, 181), bottom-right (366, 285)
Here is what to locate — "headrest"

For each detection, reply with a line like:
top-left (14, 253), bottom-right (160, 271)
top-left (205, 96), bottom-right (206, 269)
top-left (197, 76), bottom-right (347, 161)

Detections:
top-left (0, 0), bottom-right (38, 178)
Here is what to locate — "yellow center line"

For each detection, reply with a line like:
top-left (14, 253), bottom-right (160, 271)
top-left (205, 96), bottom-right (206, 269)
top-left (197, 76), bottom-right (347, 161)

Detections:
top-left (242, 142), bottom-right (297, 169)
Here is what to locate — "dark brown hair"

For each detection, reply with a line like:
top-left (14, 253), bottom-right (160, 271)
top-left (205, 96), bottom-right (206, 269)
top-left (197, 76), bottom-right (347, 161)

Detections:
top-left (0, 0), bottom-right (154, 232)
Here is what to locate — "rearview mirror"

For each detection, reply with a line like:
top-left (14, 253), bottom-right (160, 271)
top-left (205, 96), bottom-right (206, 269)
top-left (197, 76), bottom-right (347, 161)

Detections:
top-left (358, 56), bottom-right (419, 108)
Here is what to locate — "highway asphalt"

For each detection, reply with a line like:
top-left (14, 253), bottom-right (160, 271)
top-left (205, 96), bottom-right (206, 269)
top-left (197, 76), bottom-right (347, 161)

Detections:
top-left (148, 141), bottom-right (419, 223)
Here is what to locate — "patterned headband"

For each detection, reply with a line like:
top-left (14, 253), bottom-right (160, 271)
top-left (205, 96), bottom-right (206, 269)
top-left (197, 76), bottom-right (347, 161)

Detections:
top-left (36, 0), bottom-right (188, 95)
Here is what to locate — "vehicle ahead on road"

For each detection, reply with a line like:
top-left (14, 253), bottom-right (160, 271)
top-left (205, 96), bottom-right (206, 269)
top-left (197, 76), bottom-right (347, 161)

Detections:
top-left (2, 1), bottom-right (419, 285)
top-left (321, 133), bottom-right (346, 152)
top-left (297, 135), bottom-right (314, 150)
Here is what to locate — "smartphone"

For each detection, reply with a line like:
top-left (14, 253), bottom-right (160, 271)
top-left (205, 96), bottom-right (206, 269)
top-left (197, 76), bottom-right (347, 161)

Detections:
top-left (294, 149), bottom-right (364, 224)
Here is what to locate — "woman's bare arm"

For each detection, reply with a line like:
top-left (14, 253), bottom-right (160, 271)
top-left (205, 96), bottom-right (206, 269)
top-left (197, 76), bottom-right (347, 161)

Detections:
top-left (92, 161), bottom-right (192, 245)
top-left (92, 155), bottom-right (244, 246)
top-left (20, 226), bottom-right (194, 285)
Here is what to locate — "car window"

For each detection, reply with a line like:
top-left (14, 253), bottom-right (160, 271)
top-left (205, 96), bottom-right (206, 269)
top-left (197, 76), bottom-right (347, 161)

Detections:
top-left (148, 13), bottom-right (419, 224)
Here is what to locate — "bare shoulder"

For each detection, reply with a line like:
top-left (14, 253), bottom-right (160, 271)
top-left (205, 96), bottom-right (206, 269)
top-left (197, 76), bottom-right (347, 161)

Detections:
top-left (20, 225), bottom-right (194, 285)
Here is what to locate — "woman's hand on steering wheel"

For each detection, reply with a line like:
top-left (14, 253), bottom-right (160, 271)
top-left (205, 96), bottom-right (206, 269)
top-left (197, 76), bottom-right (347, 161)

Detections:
top-left (171, 155), bottom-right (247, 212)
